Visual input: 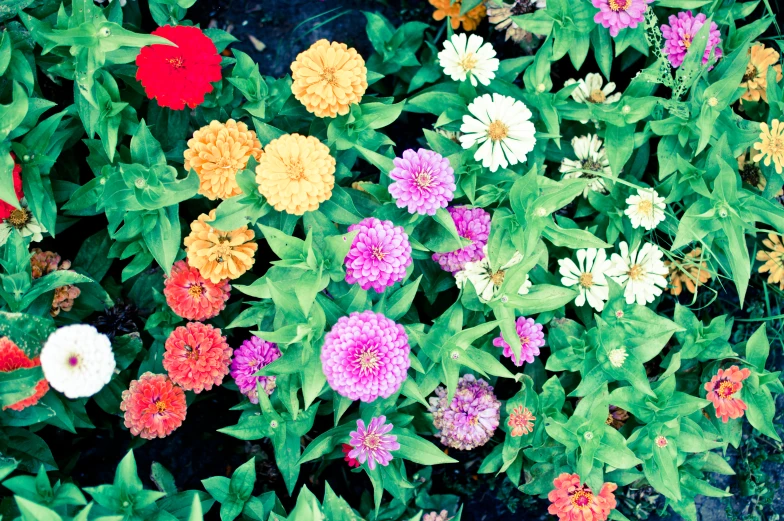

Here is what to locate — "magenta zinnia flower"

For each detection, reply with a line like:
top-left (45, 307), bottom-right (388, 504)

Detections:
top-left (432, 206), bottom-right (491, 274)
top-left (592, 0), bottom-right (652, 37)
top-left (348, 415), bottom-right (400, 470)
top-left (230, 336), bottom-right (281, 404)
top-left (344, 217), bottom-right (413, 292)
top-left (661, 11), bottom-right (722, 68)
top-left (389, 148), bottom-right (456, 216)
top-left (428, 374), bottom-right (501, 450)
top-left (492, 316), bottom-right (544, 366)
top-left (321, 310), bottom-right (411, 402)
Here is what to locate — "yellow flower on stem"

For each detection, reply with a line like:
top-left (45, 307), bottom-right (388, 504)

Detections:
top-left (740, 43), bottom-right (782, 104)
top-left (752, 119), bottom-right (784, 175)
top-left (756, 233), bottom-right (784, 290)
top-left (184, 210), bottom-right (257, 283)
top-left (429, 0), bottom-right (486, 31)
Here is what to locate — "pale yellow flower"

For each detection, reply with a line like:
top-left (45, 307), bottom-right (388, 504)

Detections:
top-left (665, 248), bottom-right (711, 296)
top-left (757, 233), bottom-right (784, 290)
top-left (752, 119), bottom-right (784, 174)
top-left (740, 43), bottom-right (782, 104)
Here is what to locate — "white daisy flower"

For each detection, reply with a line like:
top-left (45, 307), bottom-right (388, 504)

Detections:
top-left (40, 324), bottom-right (116, 399)
top-left (564, 73), bottom-right (621, 123)
top-left (459, 93), bottom-right (537, 172)
top-left (455, 246), bottom-right (532, 302)
top-left (607, 242), bottom-right (669, 306)
top-left (559, 134), bottom-right (611, 196)
top-left (438, 33), bottom-right (499, 87)
top-left (0, 199), bottom-right (45, 246)
top-left (558, 248), bottom-right (612, 312)
top-left (624, 188), bottom-right (666, 230)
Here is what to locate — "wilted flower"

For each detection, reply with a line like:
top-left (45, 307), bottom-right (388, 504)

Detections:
top-left (0, 337), bottom-right (49, 411)
top-left (184, 209), bottom-right (258, 283)
top-left (492, 316), bottom-right (544, 366)
top-left (120, 373), bottom-right (187, 439)
top-left (344, 217), bottom-right (412, 292)
top-left (741, 43), bottom-right (783, 103)
top-left (756, 233), bottom-right (784, 289)
top-left (705, 365), bottom-right (751, 423)
top-left (432, 206), bottom-right (491, 274)
top-left (486, 0), bottom-right (546, 44)
top-left (752, 119), bottom-right (784, 175)
top-left (548, 473), bottom-right (617, 521)
top-left (624, 188), bottom-right (666, 230)
top-left (321, 310), bottom-right (410, 402)
top-left (164, 322), bottom-right (232, 393)
top-left (661, 11), bottom-right (722, 68)
top-left (666, 248), bottom-right (711, 296)
top-left (438, 33), bottom-right (499, 87)
top-left (507, 405), bottom-right (535, 436)
top-left (564, 73), bottom-right (621, 107)
top-left (40, 325), bottom-right (115, 399)
top-left (560, 134), bottom-right (610, 196)
top-left (389, 148), bottom-right (455, 216)
top-left (348, 416), bottom-right (400, 470)
top-left (558, 248), bottom-right (612, 312)
top-left (30, 249), bottom-right (81, 317)
top-left (429, 374), bottom-right (501, 450)
top-left (164, 260), bottom-right (231, 321)
top-left (92, 302), bottom-right (141, 340)
top-left (429, 0), bottom-right (486, 31)
top-left (607, 242), bottom-right (668, 306)
top-left (230, 336), bottom-right (281, 404)
top-left (606, 405), bottom-right (629, 429)
top-left (592, 0), bottom-right (652, 37)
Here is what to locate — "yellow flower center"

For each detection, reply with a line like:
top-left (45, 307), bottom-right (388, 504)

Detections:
top-left (166, 56), bottom-right (185, 69)
top-left (415, 170), bottom-right (433, 189)
top-left (716, 380), bottom-right (735, 399)
top-left (579, 272), bottom-right (594, 288)
top-left (320, 66), bottom-right (338, 86)
top-left (188, 284), bottom-right (204, 298)
top-left (8, 208), bottom-right (29, 227)
top-left (681, 34), bottom-right (693, 49)
top-left (458, 52), bottom-right (479, 71)
top-left (767, 136), bottom-right (784, 155)
top-left (371, 246), bottom-right (387, 261)
top-left (487, 120), bottom-right (509, 142)
top-left (287, 159), bottom-right (306, 181)
top-left (490, 270), bottom-right (506, 286)
top-left (155, 400), bottom-right (167, 413)
top-left (628, 264), bottom-right (644, 281)
top-left (608, 0), bottom-right (631, 11)
top-left (571, 489), bottom-right (594, 509)
top-left (637, 199), bottom-right (653, 216)
top-left (588, 89), bottom-right (606, 103)
top-left (363, 433), bottom-right (381, 449)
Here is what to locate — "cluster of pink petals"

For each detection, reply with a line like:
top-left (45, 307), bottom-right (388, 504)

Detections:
top-left (230, 336), bottom-right (281, 404)
top-left (592, 0), bottom-right (653, 38)
top-left (492, 316), bottom-right (545, 366)
top-left (163, 322), bottom-right (232, 393)
top-left (321, 310), bottom-right (410, 402)
top-left (120, 373), bottom-right (187, 440)
top-left (428, 374), bottom-right (500, 450)
top-left (163, 260), bottom-right (231, 321)
top-left (389, 148), bottom-right (456, 215)
top-left (345, 217), bottom-right (412, 292)
top-left (661, 11), bottom-right (723, 68)
top-left (432, 206), bottom-right (491, 273)
top-left (348, 415), bottom-right (400, 470)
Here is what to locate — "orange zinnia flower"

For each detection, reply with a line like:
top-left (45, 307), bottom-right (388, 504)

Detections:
top-left (756, 233), bottom-right (784, 290)
top-left (665, 247), bottom-right (711, 296)
top-left (548, 473), bottom-right (618, 521)
top-left (507, 405), bottom-right (535, 436)
top-left (184, 209), bottom-right (258, 283)
top-left (120, 373), bottom-right (187, 439)
top-left (705, 365), bottom-right (751, 423)
top-left (740, 43), bottom-right (783, 104)
top-left (429, 0), bottom-right (486, 31)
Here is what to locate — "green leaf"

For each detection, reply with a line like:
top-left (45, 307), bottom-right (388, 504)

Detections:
top-left (394, 431), bottom-right (457, 465)
top-left (744, 325), bottom-right (770, 370)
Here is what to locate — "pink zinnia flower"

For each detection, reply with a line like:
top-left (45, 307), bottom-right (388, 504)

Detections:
top-left (345, 217), bottom-right (412, 292)
top-left (428, 374), bottom-right (501, 450)
top-left (348, 415), bottom-right (400, 470)
top-left (230, 336), bottom-right (281, 404)
top-left (163, 322), bottom-right (232, 393)
top-left (661, 11), bottom-right (723, 68)
top-left (389, 148), bottom-right (456, 215)
top-left (548, 473), bottom-right (617, 521)
top-left (492, 316), bottom-right (544, 366)
top-left (591, 0), bottom-right (652, 38)
top-left (432, 206), bottom-right (491, 273)
top-left (120, 372), bottom-right (187, 440)
top-left (704, 365), bottom-right (751, 423)
top-left (163, 260), bottom-right (231, 321)
top-left (321, 310), bottom-right (411, 402)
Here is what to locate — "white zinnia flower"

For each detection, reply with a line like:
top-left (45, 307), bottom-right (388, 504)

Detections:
top-left (438, 33), bottom-right (499, 87)
top-left (460, 93), bottom-right (537, 172)
top-left (0, 199), bottom-right (45, 246)
top-left (607, 347), bottom-right (628, 368)
top-left (607, 242), bottom-right (669, 306)
top-left (564, 73), bottom-right (621, 123)
top-left (558, 248), bottom-right (612, 312)
top-left (625, 188), bottom-right (666, 230)
top-left (40, 324), bottom-right (116, 399)
top-left (455, 246), bottom-right (531, 302)
top-left (559, 134), bottom-right (611, 196)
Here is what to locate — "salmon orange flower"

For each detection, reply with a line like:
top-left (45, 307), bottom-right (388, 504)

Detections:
top-left (429, 0), bottom-right (486, 31)
top-left (0, 337), bottom-right (49, 411)
top-left (120, 373), bottom-right (187, 439)
top-left (507, 405), bottom-right (535, 436)
top-left (705, 365), bottom-right (751, 423)
top-left (184, 210), bottom-right (258, 283)
top-left (164, 322), bottom-right (232, 393)
top-left (548, 473), bottom-right (617, 521)
top-left (163, 260), bottom-right (231, 321)
top-left (665, 247), bottom-right (711, 296)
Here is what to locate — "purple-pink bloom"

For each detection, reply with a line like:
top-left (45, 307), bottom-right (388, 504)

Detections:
top-left (230, 336), bottom-right (281, 404)
top-left (432, 206), bottom-right (491, 274)
top-left (348, 415), bottom-right (400, 470)
top-left (321, 310), bottom-right (411, 402)
top-left (345, 217), bottom-right (412, 293)
top-left (389, 148), bottom-right (456, 216)
top-left (492, 316), bottom-right (544, 366)
top-left (428, 374), bottom-right (501, 450)
top-left (661, 11), bottom-right (723, 68)
top-left (591, 0), bottom-right (652, 37)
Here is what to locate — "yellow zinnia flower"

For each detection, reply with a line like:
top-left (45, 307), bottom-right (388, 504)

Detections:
top-left (756, 233), bottom-right (784, 290)
top-left (429, 0), bottom-right (486, 31)
top-left (752, 119), bottom-right (784, 175)
top-left (183, 210), bottom-right (258, 283)
top-left (665, 248), bottom-right (711, 296)
top-left (290, 40), bottom-right (368, 118)
top-left (184, 120), bottom-right (263, 200)
top-left (255, 133), bottom-right (336, 215)
top-left (740, 43), bottom-right (782, 104)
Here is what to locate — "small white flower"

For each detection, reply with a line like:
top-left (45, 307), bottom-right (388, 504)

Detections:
top-left (40, 324), bottom-right (116, 399)
top-left (560, 134), bottom-right (611, 196)
top-left (564, 73), bottom-right (622, 123)
top-left (455, 246), bottom-right (531, 302)
top-left (438, 33), bottom-right (499, 87)
top-left (607, 242), bottom-right (669, 306)
top-left (625, 188), bottom-right (666, 231)
top-left (607, 347), bottom-right (628, 368)
top-left (460, 93), bottom-right (537, 172)
top-left (558, 248), bottom-right (612, 312)
top-left (0, 199), bottom-right (45, 246)
top-left (583, 431), bottom-right (594, 440)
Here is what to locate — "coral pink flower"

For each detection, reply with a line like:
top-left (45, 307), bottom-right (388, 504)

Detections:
top-left (0, 337), bottom-right (49, 411)
top-left (135, 25), bottom-right (222, 110)
top-left (507, 405), bottom-right (535, 437)
top-left (342, 443), bottom-right (360, 468)
top-left (704, 365), bottom-right (751, 422)
top-left (0, 154), bottom-right (24, 221)
top-left (163, 323), bottom-right (232, 393)
top-left (548, 473), bottom-right (618, 521)
top-left (163, 260), bottom-right (231, 321)
top-left (120, 373), bottom-right (187, 439)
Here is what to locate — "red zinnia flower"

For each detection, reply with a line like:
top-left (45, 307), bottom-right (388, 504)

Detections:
top-left (135, 25), bottom-right (222, 110)
top-left (0, 154), bottom-right (24, 221)
top-left (163, 322), bottom-right (231, 393)
top-left (705, 365), bottom-right (751, 423)
top-left (342, 443), bottom-right (360, 468)
top-left (548, 473), bottom-right (617, 521)
top-left (120, 372), bottom-right (187, 439)
top-left (163, 260), bottom-right (230, 321)
top-left (0, 337), bottom-right (49, 411)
